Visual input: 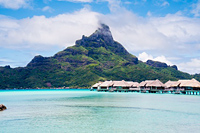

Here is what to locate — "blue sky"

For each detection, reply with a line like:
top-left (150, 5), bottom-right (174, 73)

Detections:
top-left (0, 0), bottom-right (200, 74)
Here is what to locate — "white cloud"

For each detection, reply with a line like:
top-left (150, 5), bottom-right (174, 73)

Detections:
top-left (0, 0), bottom-right (31, 9)
top-left (178, 59), bottom-right (200, 74)
top-left (138, 52), bottom-right (153, 62)
top-left (147, 11), bottom-right (152, 17)
top-left (161, 1), bottom-right (169, 7)
top-left (98, 10), bottom-right (200, 59)
top-left (98, 0), bottom-right (121, 12)
top-left (58, 0), bottom-right (93, 2)
top-left (124, 1), bottom-right (131, 5)
top-left (154, 56), bottom-right (173, 66)
top-left (154, 0), bottom-right (170, 7)
top-left (0, 7), bottom-right (99, 50)
top-left (99, 11), bottom-right (172, 52)
top-left (138, 52), bottom-right (173, 65)
top-left (42, 6), bottom-right (54, 12)
top-left (191, 0), bottom-right (200, 17)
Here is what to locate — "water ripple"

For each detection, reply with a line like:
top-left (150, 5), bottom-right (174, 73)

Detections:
top-left (61, 104), bottom-right (200, 116)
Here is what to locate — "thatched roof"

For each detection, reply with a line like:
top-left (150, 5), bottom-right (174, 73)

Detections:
top-left (127, 81), bottom-right (139, 87)
top-left (92, 82), bottom-right (102, 87)
top-left (113, 80), bottom-right (131, 87)
top-left (147, 79), bottom-right (165, 87)
top-left (165, 80), bottom-right (180, 88)
top-left (146, 80), bottom-right (157, 86)
top-left (139, 80), bottom-right (155, 87)
top-left (139, 80), bottom-right (155, 86)
top-left (179, 78), bottom-right (200, 87)
top-left (100, 81), bottom-right (114, 87)
top-left (139, 81), bottom-right (146, 87)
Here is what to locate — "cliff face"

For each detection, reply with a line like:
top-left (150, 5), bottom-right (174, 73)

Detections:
top-left (146, 60), bottom-right (178, 70)
top-left (0, 24), bottom-right (194, 89)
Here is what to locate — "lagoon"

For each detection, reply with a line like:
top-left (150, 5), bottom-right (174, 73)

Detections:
top-left (1, 89), bottom-right (200, 133)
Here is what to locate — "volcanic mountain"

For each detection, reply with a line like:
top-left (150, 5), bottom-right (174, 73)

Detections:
top-left (0, 24), bottom-right (195, 89)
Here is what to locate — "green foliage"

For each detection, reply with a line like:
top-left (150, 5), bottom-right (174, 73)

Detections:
top-left (192, 74), bottom-right (200, 81)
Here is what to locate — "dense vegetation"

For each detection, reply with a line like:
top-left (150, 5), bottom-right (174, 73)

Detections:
top-left (0, 24), bottom-right (197, 89)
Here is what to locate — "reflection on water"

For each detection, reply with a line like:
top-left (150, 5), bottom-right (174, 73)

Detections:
top-left (1, 90), bottom-right (200, 133)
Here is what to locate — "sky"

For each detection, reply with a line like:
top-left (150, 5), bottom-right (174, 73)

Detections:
top-left (0, 0), bottom-right (200, 74)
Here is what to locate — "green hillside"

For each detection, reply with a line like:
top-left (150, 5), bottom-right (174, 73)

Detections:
top-left (0, 24), bottom-right (196, 89)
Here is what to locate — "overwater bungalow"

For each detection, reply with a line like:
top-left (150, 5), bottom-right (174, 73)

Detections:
top-left (128, 81), bottom-right (140, 92)
top-left (165, 80), bottom-right (179, 89)
top-left (147, 79), bottom-right (166, 93)
top-left (164, 80), bottom-right (181, 93)
top-left (164, 78), bottom-right (200, 94)
top-left (112, 80), bottom-right (131, 92)
top-left (178, 78), bottom-right (200, 95)
top-left (139, 80), bottom-right (154, 93)
top-left (91, 82), bottom-right (102, 90)
top-left (139, 81), bottom-right (146, 89)
top-left (98, 81), bottom-right (114, 92)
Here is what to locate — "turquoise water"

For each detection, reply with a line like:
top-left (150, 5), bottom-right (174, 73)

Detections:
top-left (1, 90), bottom-right (200, 133)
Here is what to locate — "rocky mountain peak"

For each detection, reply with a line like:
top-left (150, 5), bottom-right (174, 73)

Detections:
top-left (91, 23), bottom-right (113, 42)
top-left (75, 23), bottom-right (114, 47)
top-left (74, 23), bottom-right (138, 64)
